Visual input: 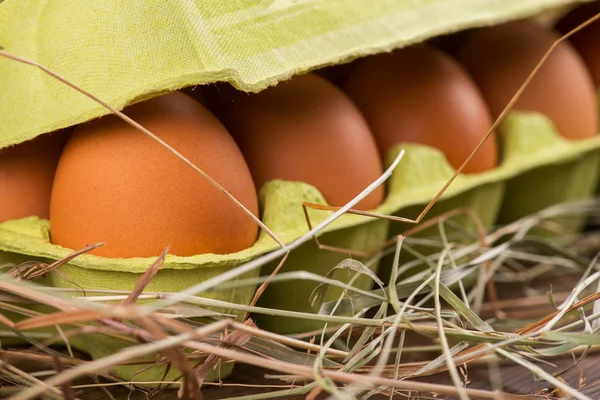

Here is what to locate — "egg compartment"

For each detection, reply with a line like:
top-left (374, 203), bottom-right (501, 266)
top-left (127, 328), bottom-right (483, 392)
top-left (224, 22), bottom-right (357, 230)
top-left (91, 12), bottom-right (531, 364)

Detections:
top-left (495, 111), bottom-right (600, 235)
top-left (0, 216), bottom-right (262, 385)
top-left (374, 110), bottom-right (600, 282)
top-left (376, 147), bottom-right (507, 284)
top-left (251, 218), bottom-right (390, 335)
top-left (0, 171), bottom-right (398, 383)
top-left (243, 144), bottom-right (506, 334)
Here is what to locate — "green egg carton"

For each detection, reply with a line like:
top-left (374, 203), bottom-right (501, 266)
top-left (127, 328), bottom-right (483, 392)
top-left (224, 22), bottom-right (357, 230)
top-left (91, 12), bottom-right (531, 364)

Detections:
top-left (0, 221), bottom-right (261, 384)
top-left (0, 178), bottom-right (393, 383)
top-left (251, 223), bottom-right (389, 334)
top-left (251, 109), bottom-right (600, 334)
top-left (377, 147), bottom-right (507, 284)
top-left (496, 112), bottom-right (600, 236)
top-left (376, 110), bottom-right (600, 282)
top-left (251, 188), bottom-right (391, 335)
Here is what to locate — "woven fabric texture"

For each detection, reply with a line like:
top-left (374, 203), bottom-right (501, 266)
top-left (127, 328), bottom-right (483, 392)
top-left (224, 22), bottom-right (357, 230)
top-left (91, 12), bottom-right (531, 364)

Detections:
top-left (0, 0), bottom-right (588, 148)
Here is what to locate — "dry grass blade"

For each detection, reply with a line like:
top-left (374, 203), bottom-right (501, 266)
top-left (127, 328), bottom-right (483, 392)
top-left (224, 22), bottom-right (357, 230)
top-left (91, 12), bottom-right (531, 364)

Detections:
top-left (542, 331), bottom-right (600, 346)
top-left (0, 361), bottom-right (66, 400)
top-left (432, 249), bottom-right (470, 400)
top-left (122, 247), bottom-right (168, 306)
top-left (137, 317), bottom-right (201, 400)
top-left (194, 319), bottom-right (256, 385)
top-left (0, 276), bottom-right (91, 313)
top-left (309, 258), bottom-right (384, 312)
top-left (154, 314), bottom-right (347, 361)
top-left (516, 292), bottom-right (600, 336)
top-left (51, 355), bottom-right (76, 400)
top-left (244, 252), bottom-right (289, 318)
top-left (0, 311), bottom-right (16, 327)
top-left (301, 204), bottom-right (490, 265)
top-left (14, 309), bottom-right (106, 330)
top-left (4, 243), bottom-right (102, 280)
top-left (0, 350), bottom-right (87, 367)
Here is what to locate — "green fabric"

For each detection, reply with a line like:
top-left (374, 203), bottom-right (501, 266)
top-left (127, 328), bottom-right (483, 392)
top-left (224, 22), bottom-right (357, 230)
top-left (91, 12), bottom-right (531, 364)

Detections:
top-left (0, 0), bottom-right (591, 146)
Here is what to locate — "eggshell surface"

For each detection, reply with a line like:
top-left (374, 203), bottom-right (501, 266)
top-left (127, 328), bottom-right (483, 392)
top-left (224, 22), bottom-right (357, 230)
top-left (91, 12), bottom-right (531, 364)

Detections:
top-left (49, 91), bottom-right (259, 258)
top-left (555, 2), bottom-right (600, 87)
top-left (0, 131), bottom-right (69, 223)
top-left (458, 20), bottom-right (598, 141)
top-left (343, 43), bottom-right (497, 174)
top-left (221, 73), bottom-right (384, 211)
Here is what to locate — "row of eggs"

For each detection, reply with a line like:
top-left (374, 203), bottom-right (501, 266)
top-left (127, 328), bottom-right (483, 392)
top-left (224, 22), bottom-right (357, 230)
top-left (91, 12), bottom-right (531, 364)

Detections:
top-left (1, 12), bottom-right (599, 261)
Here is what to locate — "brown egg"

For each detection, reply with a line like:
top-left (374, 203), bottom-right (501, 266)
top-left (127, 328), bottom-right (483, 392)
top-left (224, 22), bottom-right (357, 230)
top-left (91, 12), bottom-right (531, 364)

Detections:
top-left (343, 43), bottom-right (498, 174)
top-left (50, 91), bottom-right (259, 258)
top-left (0, 131), bottom-right (69, 223)
top-left (555, 2), bottom-right (600, 87)
top-left (458, 20), bottom-right (598, 141)
top-left (220, 73), bottom-right (384, 211)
